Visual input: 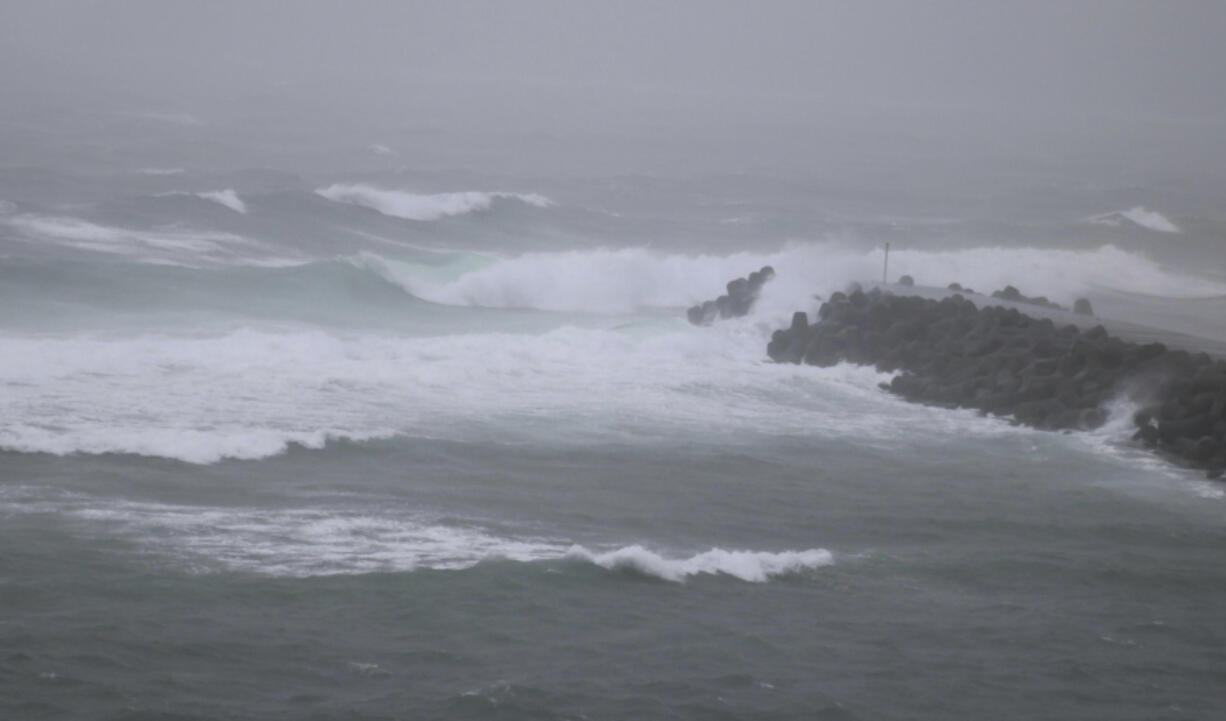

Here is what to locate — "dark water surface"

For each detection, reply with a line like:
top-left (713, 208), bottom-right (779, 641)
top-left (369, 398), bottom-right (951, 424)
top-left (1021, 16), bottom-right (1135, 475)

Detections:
top-left (3, 167), bottom-right (1226, 719)
top-left (4, 428), bottom-right (1225, 720)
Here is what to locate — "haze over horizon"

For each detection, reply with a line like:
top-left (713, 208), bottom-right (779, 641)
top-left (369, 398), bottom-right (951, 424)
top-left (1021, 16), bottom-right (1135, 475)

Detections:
top-left (3, 1), bottom-right (1226, 178)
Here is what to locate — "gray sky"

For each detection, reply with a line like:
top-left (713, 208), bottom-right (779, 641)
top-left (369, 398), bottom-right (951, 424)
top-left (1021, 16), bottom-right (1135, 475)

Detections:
top-left (3, 1), bottom-right (1225, 174)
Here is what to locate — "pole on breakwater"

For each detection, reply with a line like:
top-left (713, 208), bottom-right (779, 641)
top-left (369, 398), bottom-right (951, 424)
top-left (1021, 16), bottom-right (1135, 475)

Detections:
top-left (882, 242), bottom-right (890, 284)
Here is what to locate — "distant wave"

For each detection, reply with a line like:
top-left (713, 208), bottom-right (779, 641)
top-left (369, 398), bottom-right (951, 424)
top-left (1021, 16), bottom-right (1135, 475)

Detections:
top-left (1089, 206), bottom-right (1181, 233)
top-left (159, 188), bottom-right (247, 214)
top-left (367, 243), bottom-right (1226, 316)
top-left (315, 183), bottom-right (553, 221)
top-left (0, 424), bottom-right (397, 466)
top-left (2, 213), bottom-right (294, 266)
top-left (565, 544), bottom-right (833, 582)
top-left (7, 214), bottom-right (247, 256)
top-left (195, 189), bottom-right (247, 214)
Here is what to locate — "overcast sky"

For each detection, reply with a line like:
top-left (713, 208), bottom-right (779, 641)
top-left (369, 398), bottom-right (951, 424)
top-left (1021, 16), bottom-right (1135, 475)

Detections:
top-left (3, 1), bottom-right (1224, 173)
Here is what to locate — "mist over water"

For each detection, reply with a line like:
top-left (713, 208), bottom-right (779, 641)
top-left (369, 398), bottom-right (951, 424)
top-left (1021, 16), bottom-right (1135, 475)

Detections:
top-left (3, 3), bottom-right (1226, 720)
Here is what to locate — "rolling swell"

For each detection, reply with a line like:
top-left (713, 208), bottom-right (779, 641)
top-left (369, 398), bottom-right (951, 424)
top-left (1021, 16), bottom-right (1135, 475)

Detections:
top-left (0, 254), bottom-right (448, 329)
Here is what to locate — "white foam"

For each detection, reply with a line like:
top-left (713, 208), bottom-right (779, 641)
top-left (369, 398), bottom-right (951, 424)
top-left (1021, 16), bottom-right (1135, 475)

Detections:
top-left (8, 214), bottom-right (229, 252)
top-left (0, 425), bottom-right (397, 465)
top-left (566, 544), bottom-right (833, 582)
top-left (371, 243), bottom-right (1226, 317)
top-left (158, 189), bottom-right (247, 214)
top-left (0, 322), bottom-right (1021, 464)
top-left (368, 144), bottom-right (397, 156)
top-left (1089, 206), bottom-right (1181, 233)
top-left (4, 213), bottom-right (294, 266)
top-left (0, 488), bottom-right (834, 580)
top-left (195, 189), bottom-right (247, 214)
top-left (315, 183), bottom-right (552, 221)
top-left (0, 492), bottom-right (566, 576)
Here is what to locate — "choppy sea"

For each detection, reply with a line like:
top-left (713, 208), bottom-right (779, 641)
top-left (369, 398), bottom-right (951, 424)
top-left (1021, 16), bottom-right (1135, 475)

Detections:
top-left (2, 167), bottom-right (1225, 720)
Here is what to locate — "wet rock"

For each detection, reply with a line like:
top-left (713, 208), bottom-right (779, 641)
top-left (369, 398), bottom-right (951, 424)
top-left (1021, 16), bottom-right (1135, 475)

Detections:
top-left (687, 266), bottom-right (776, 325)
top-left (765, 287), bottom-right (1226, 479)
top-left (1073, 298), bottom-right (1094, 316)
top-left (989, 285), bottom-right (1065, 311)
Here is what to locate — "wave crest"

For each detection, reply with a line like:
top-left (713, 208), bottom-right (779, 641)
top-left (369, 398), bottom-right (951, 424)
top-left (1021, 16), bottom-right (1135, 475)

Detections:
top-left (566, 544), bottom-right (833, 582)
top-left (1089, 206), bottom-right (1181, 233)
top-left (195, 189), bottom-right (247, 214)
top-left (157, 188), bottom-right (248, 214)
top-left (315, 183), bottom-right (552, 221)
top-left (0, 489), bottom-right (833, 581)
top-left (369, 243), bottom-right (1226, 315)
top-left (0, 425), bottom-right (397, 465)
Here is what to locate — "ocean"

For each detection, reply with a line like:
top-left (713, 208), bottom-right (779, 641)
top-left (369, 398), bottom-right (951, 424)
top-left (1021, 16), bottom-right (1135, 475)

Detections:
top-left (2, 166), bottom-right (1225, 720)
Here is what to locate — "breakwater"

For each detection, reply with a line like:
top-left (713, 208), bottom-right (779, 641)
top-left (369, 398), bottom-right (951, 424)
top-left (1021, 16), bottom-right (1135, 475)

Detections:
top-left (766, 288), bottom-right (1226, 479)
top-left (687, 266), bottom-right (775, 325)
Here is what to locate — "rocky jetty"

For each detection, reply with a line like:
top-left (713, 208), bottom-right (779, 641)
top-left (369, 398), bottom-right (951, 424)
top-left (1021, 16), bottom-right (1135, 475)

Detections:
top-left (767, 289), bottom-right (1226, 478)
top-left (687, 266), bottom-right (775, 325)
top-left (949, 282), bottom-right (1094, 317)
top-left (990, 284), bottom-right (1064, 311)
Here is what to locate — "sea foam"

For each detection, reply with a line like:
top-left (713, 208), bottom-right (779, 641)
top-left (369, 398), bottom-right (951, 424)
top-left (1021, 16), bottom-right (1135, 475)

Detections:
top-left (0, 488), bottom-right (833, 580)
top-left (565, 544), bottom-right (833, 582)
top-left (315, 184), bottom-right (552, 221)
top-left (0, 320), bottom-right (1018, 465)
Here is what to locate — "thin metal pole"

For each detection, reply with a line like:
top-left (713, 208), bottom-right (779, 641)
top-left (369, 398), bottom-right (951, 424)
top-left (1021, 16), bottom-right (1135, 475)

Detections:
top-left (882, 242), bottom-right (890, 284)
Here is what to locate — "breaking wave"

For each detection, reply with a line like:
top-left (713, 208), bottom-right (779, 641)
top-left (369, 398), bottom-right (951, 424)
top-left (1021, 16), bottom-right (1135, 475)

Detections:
top-left (565, 544), bottom-right (834, 582)
top-left (1089, 206), bottom-right (1181, 233)
top-left (0, 426), bottom-right (398, 466)
top-left (187, 189), bottom-right (248, 214)
top-left (315, 183), bottom-right (553, 221)
top-left (0, 488), bottom-right (833, 581)
top-left (0, 322), bottom-right (1020, 465)
top-left (371, 243), bottom-right (1226, 315)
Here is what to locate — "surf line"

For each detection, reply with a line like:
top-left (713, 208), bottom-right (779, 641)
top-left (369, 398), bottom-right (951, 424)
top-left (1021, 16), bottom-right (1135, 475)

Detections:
top-left (766, 287), bottom-right (1226, 480)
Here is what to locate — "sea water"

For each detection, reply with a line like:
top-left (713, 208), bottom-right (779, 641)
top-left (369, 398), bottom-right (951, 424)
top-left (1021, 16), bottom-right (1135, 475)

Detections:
top-left (2, 168), bottom-right (1225, 720)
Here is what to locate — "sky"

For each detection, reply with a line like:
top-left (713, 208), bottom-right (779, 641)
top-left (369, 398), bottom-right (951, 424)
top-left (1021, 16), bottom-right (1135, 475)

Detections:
top-left (2, 1), bottom-right (1224, 175)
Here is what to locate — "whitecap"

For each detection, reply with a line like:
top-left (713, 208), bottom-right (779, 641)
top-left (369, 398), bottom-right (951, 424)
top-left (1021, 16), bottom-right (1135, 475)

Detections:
top-left (195, 189), bottom-right (247, 214)
top-left (565, 544), bottom-right (833, 582)
top-left (363, 243), bottom-right (1226, 318)
top-left (315, 183), bottom-right (552, 221)
top-left (1089, 206), bottom-right (1181, 233)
